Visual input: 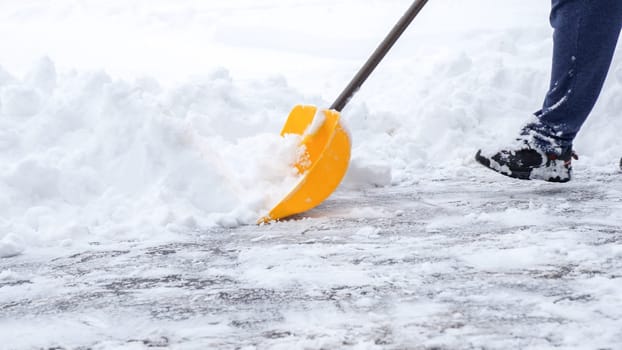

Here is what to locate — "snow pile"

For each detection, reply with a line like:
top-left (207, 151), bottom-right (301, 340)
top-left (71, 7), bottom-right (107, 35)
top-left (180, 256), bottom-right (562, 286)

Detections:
top-left (344, 28), bottom-right (622, 182)
top-left (2, 39), bottom-right (622, 255)
top-left (0, 59), bottom-right (311, 254)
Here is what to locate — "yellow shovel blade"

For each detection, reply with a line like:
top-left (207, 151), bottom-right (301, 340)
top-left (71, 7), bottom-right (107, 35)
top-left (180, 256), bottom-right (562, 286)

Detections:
top-left (259, 105), bottom-right (351, 223)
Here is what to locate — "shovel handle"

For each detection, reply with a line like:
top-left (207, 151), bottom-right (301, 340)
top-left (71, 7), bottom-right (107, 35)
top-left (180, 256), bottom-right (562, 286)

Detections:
top-left (330, 0), bottom-right (429, 112)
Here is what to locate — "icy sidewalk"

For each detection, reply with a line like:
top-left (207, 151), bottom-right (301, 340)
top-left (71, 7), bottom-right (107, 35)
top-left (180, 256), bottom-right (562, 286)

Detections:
top-left (2, 171), bottom-right (621, 349)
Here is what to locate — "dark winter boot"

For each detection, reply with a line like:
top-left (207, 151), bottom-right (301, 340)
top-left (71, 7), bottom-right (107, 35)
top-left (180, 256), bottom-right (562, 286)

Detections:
top-left (475, 140), bottom-right (578, 183)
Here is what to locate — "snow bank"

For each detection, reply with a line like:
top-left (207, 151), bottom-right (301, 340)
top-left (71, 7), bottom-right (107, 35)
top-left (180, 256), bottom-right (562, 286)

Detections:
top-left (2, 40), bottom-right (622, 254)
top-left (344, 28), bottom-right (622, 182)
top-left (0, 59), bottom-right (312, 253)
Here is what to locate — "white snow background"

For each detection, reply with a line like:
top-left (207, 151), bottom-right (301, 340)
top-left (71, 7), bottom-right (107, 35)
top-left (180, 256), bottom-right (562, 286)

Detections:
top-left (1, 0), bottom-right (621, 349)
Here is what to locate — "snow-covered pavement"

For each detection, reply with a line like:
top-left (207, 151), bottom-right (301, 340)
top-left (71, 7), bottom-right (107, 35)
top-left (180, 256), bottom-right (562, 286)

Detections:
top-left (3, 170), bottom-right (622, 349)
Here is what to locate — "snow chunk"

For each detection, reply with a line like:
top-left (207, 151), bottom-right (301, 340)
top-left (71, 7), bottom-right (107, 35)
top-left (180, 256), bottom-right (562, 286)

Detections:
top-left (0, 269), bottom-right (19, 280)
top-left (342, 157), bottom-right (391, 189)
top-left (0, 233), bottom-right (25, 258)
top-left (354, 225), bottom-right (381, 238)
top-left (461, 246), bottom-right (548, 271)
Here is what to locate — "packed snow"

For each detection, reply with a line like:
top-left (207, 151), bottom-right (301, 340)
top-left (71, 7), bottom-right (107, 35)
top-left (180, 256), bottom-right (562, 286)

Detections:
top-left (1, 0), bottom-right (621, 349)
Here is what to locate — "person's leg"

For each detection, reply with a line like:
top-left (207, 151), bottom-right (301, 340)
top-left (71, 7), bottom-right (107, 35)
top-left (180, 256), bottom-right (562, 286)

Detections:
top-left (476, 0), bottom-right (622, 182)
top-left (524, 0), bottom-right (622, 155)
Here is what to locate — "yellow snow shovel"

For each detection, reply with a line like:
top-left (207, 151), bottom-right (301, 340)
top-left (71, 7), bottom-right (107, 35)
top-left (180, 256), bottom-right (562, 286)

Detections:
top-left (259, 0), bottom-right (429, 223)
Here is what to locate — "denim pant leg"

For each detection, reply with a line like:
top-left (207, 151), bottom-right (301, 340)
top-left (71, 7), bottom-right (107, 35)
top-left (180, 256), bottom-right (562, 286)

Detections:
top-left (525, 0), bottom-right (622, 154)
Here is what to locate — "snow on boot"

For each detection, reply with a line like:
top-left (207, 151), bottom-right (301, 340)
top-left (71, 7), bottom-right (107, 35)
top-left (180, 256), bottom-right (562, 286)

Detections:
top-left (475, 140), bottom-right (578, 183)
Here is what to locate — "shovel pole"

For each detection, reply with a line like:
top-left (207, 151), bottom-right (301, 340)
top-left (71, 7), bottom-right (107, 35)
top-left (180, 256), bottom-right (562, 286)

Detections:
top-left (329, 0), bottom-right (429, 112)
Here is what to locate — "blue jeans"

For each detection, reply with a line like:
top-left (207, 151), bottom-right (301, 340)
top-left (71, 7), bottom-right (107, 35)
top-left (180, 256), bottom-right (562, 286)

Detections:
top-left (525, 0), bottom-right (622, 154)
